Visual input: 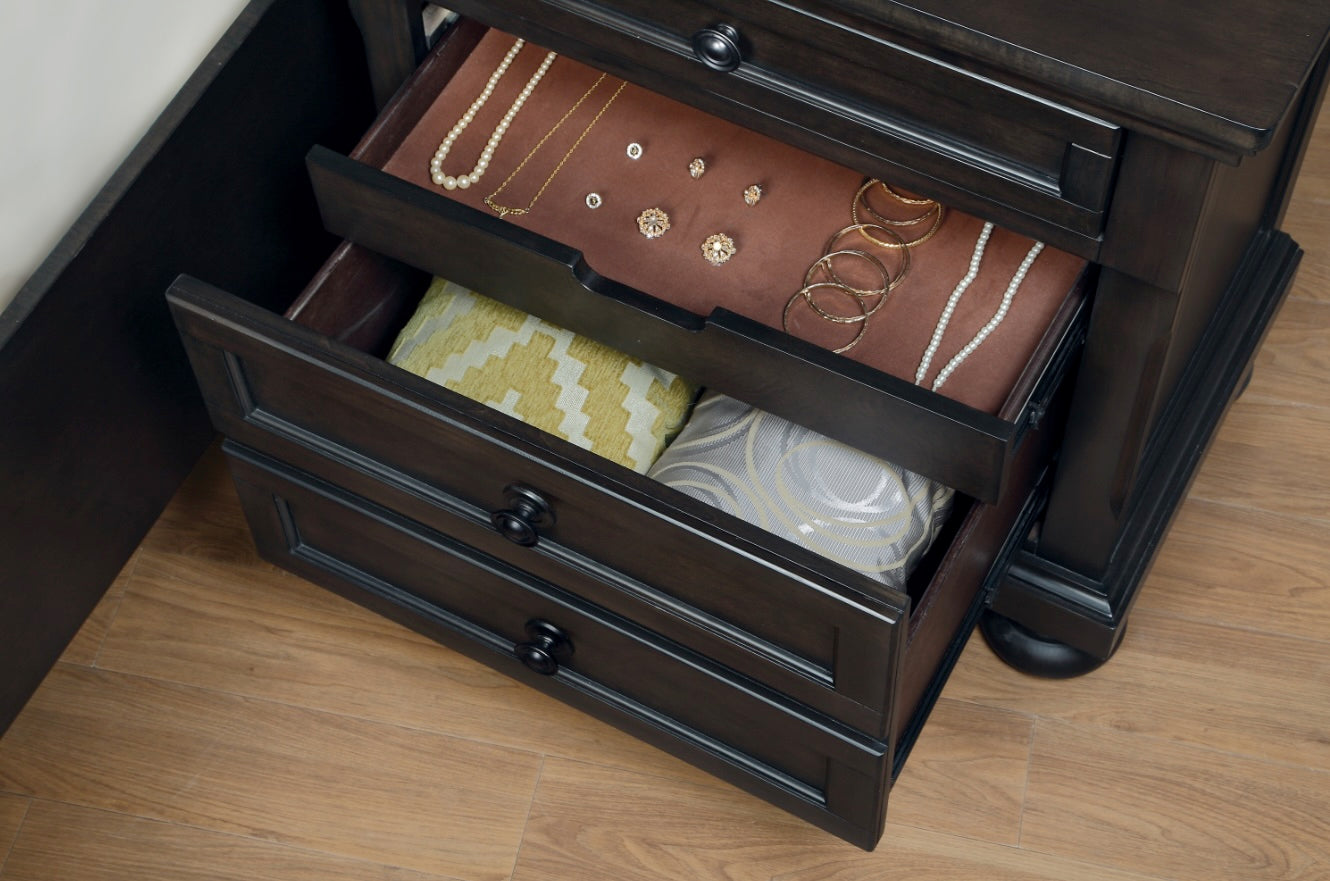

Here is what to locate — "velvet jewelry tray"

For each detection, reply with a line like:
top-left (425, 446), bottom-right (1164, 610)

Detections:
top-left (305, 20), bottom-right (1091, 503)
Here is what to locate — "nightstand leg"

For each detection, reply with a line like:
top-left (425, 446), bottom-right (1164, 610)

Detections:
top-left (995, 232), bottom-right (1301, 665)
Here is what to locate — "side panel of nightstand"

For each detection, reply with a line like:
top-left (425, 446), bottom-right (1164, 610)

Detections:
top-left (0, 0), bottom-right (375, 734)
top-left (1007, 49), bottom-right (1328, 658)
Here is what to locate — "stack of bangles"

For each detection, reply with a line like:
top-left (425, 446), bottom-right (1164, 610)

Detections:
top-left (784, 179), bottom-right (946, 352)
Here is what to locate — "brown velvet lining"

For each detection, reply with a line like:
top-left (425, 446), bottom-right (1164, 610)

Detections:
top-left (382, 29), bottom-right (1088, 415)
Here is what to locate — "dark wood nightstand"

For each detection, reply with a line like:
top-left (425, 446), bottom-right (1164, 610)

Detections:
top-left (12, 0), bottom-right (1320, 851)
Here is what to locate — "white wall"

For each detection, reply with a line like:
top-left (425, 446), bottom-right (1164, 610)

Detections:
top-left (0, 0), bottom-right (252, 313)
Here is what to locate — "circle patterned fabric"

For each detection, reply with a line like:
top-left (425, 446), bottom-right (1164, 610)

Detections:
top-left (648, 393), bottom-right (952, 589)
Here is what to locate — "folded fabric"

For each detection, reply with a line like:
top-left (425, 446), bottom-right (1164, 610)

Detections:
top-left (388, 278), bottom-right (698, 473)
top-left (648, 393), bottom-right (953, 589)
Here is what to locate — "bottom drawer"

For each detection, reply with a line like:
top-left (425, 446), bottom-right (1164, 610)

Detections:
top-left (225, 440), bottom-right (894, 846)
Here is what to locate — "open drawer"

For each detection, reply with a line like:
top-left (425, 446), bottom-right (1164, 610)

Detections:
top-left (167, 226), bottom-right (1070, 846)
top-left (307, 20), bottom-right (1092, 504)
top-left (434, 0), bottom-right (1122, 249)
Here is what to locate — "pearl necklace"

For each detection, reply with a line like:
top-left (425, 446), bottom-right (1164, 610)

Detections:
top-left (915, 221), bottom-right (1045, 392)
top-left (428, 39), bottom-right (557, 191)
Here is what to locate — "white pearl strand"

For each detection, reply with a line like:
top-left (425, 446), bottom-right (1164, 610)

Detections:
top-left (915, 221), bottom-right (1045, 391)
top-left (428, 39), bottom-right (557, 191)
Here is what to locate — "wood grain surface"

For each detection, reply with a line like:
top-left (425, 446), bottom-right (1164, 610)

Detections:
top-left (1249, 298), bottom-right (1330, 407)
top-left (883, 699), bottom-right (1034, 845)
top-left (1022, 722), bottom-right (1330, 881)
top-left (1188, 395), bottom-right (1330, 515)
top-left (1145, 498), bottom-right (1330, 639)
top-left (0, 794), bottom-right (27, 873)
top-left (0, 666), bottom-right (542, 879)
top-left (0, 55), bottom-right (1325, 881)
top-left (1, 800), bottom-right (459, 881)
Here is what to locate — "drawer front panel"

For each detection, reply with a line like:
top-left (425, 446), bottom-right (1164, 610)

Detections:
top-left (226, 442), bottom-right (891, 846)
top-left (440, 0), bottom-right (1120, 245)
top-left (169, 276), bottom-right (906, 735)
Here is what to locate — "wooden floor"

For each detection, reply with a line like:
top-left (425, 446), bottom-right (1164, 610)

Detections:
top-left (3, 119), bottom-right (1329, 881)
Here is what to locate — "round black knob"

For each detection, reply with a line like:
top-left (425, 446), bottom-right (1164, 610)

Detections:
top-left (490, 485), bottom-right (555, 547)
top-left (514, 619), bottom-right (572, 675)
top-left (515, 642), bottom-right (559, 675)
top-left (491, 509), bottom-right (538, 546)
top-left (691, 24), bottom-right (744, 72)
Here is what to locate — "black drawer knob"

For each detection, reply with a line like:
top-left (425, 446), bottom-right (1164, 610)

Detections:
top-left (514, 619), bottom-right (573, 675)
top-left (490, 484), bottom-right (555, 547)
top-left (691, 24), bottom-right (744, 72)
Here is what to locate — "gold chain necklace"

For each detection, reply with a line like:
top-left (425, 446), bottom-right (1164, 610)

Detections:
top-left (484, 74), bottom-right (628, 219)
top-left (428, 39), bottom-right (557, 191)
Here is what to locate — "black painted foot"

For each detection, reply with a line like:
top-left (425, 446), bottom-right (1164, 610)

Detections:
top-left (979, 611), bottom-right (1114, 678)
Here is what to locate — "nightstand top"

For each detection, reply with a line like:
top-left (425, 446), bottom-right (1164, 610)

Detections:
top-left (827, 0), bottom-right (1330, 153)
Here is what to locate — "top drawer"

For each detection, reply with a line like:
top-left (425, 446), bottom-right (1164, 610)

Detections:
top-left (309, 21), bottom-right (1091, 503)
top-left (438, 0), bottom-right (1122, 251)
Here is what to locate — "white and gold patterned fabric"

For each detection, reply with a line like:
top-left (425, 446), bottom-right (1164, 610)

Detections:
top-left (388, 278), bottom-right (698, 473)
top-left (648, 393), bottom-right (953, 589)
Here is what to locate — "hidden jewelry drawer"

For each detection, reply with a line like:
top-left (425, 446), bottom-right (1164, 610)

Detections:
top-left (307, 19), bottom-right (1093, 504)
top-left (168, 231), bottom-right (1068, 847)
top-left (431, 0), bottom-right (1122, 250)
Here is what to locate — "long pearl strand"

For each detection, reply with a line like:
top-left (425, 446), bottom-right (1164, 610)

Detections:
top-left (428, 39), bottom-right (556, 191)
top-left (915, 221), bottom-right (1045, 391)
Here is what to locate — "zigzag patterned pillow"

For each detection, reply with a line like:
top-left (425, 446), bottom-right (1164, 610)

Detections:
top-left (388, 278), bottom-right (698, 473)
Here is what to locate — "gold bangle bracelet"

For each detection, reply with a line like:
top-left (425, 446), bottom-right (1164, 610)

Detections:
top-left (783, 285), bottom-right (870, 352)
top-left (803, 249), bottom-right (892, 299)
top-left (854, 178), bottom-right (941, 225)
top-left (879, 181), bottom-right (935, 206)
top-left (800, 279), bottom-right (890, 324)
top-left (853, 179), bottom-right (938, 227)
top-left (784, 181), bottom-right (950, 355)
top-left (822, 224), bottom-right (911, 290)
top-left (851, 179), bottom-right (946, 248)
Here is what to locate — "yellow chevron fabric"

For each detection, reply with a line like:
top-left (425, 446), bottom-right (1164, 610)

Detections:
top-left (388, 278), bottom-right (698, 473)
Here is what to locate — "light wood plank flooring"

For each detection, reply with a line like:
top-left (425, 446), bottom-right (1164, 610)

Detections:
top-left (2, 114), bottom-right (1328, 881)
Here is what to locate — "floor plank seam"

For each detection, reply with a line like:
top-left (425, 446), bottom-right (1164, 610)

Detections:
top-left (1130, 604), bottom-right (1330, 649)
top-left (2, 796), bottom-right (475, 881)
top-left (87, 596), bottom-right (128, 672)
top-left (1032, 716), bottom-right (1330, 778)
top-left (38, 653), bottom-right (734, 804)
top-left (87, 548), bottom-right (144, 669)
top-left (508, 755), bottom-right (547, 881)
top-left (1182, 489), bottom-right (1330, 527)
top-left (1177, 493), bottom-right (1330, 522)
top-left (1005, 840), bottom-right (1170, 881)
top-left (938, 696), bottom-right (1040, 725)
top-left (1230, 391), bottom-right (1330, 414)
top-left (1279, 290), bottom-right (1330, 304)
top-left (0, 796), bottom-right (30, 878)
top-left (1014, 715), bottom-right (1037, 850)
top-left (537, 751), bottom-right (741, 798)
top-left (44, 661), bottom-right (564, 767)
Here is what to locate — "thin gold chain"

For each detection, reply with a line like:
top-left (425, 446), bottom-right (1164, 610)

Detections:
top-left (484, 74), bottom-right (628, 218)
